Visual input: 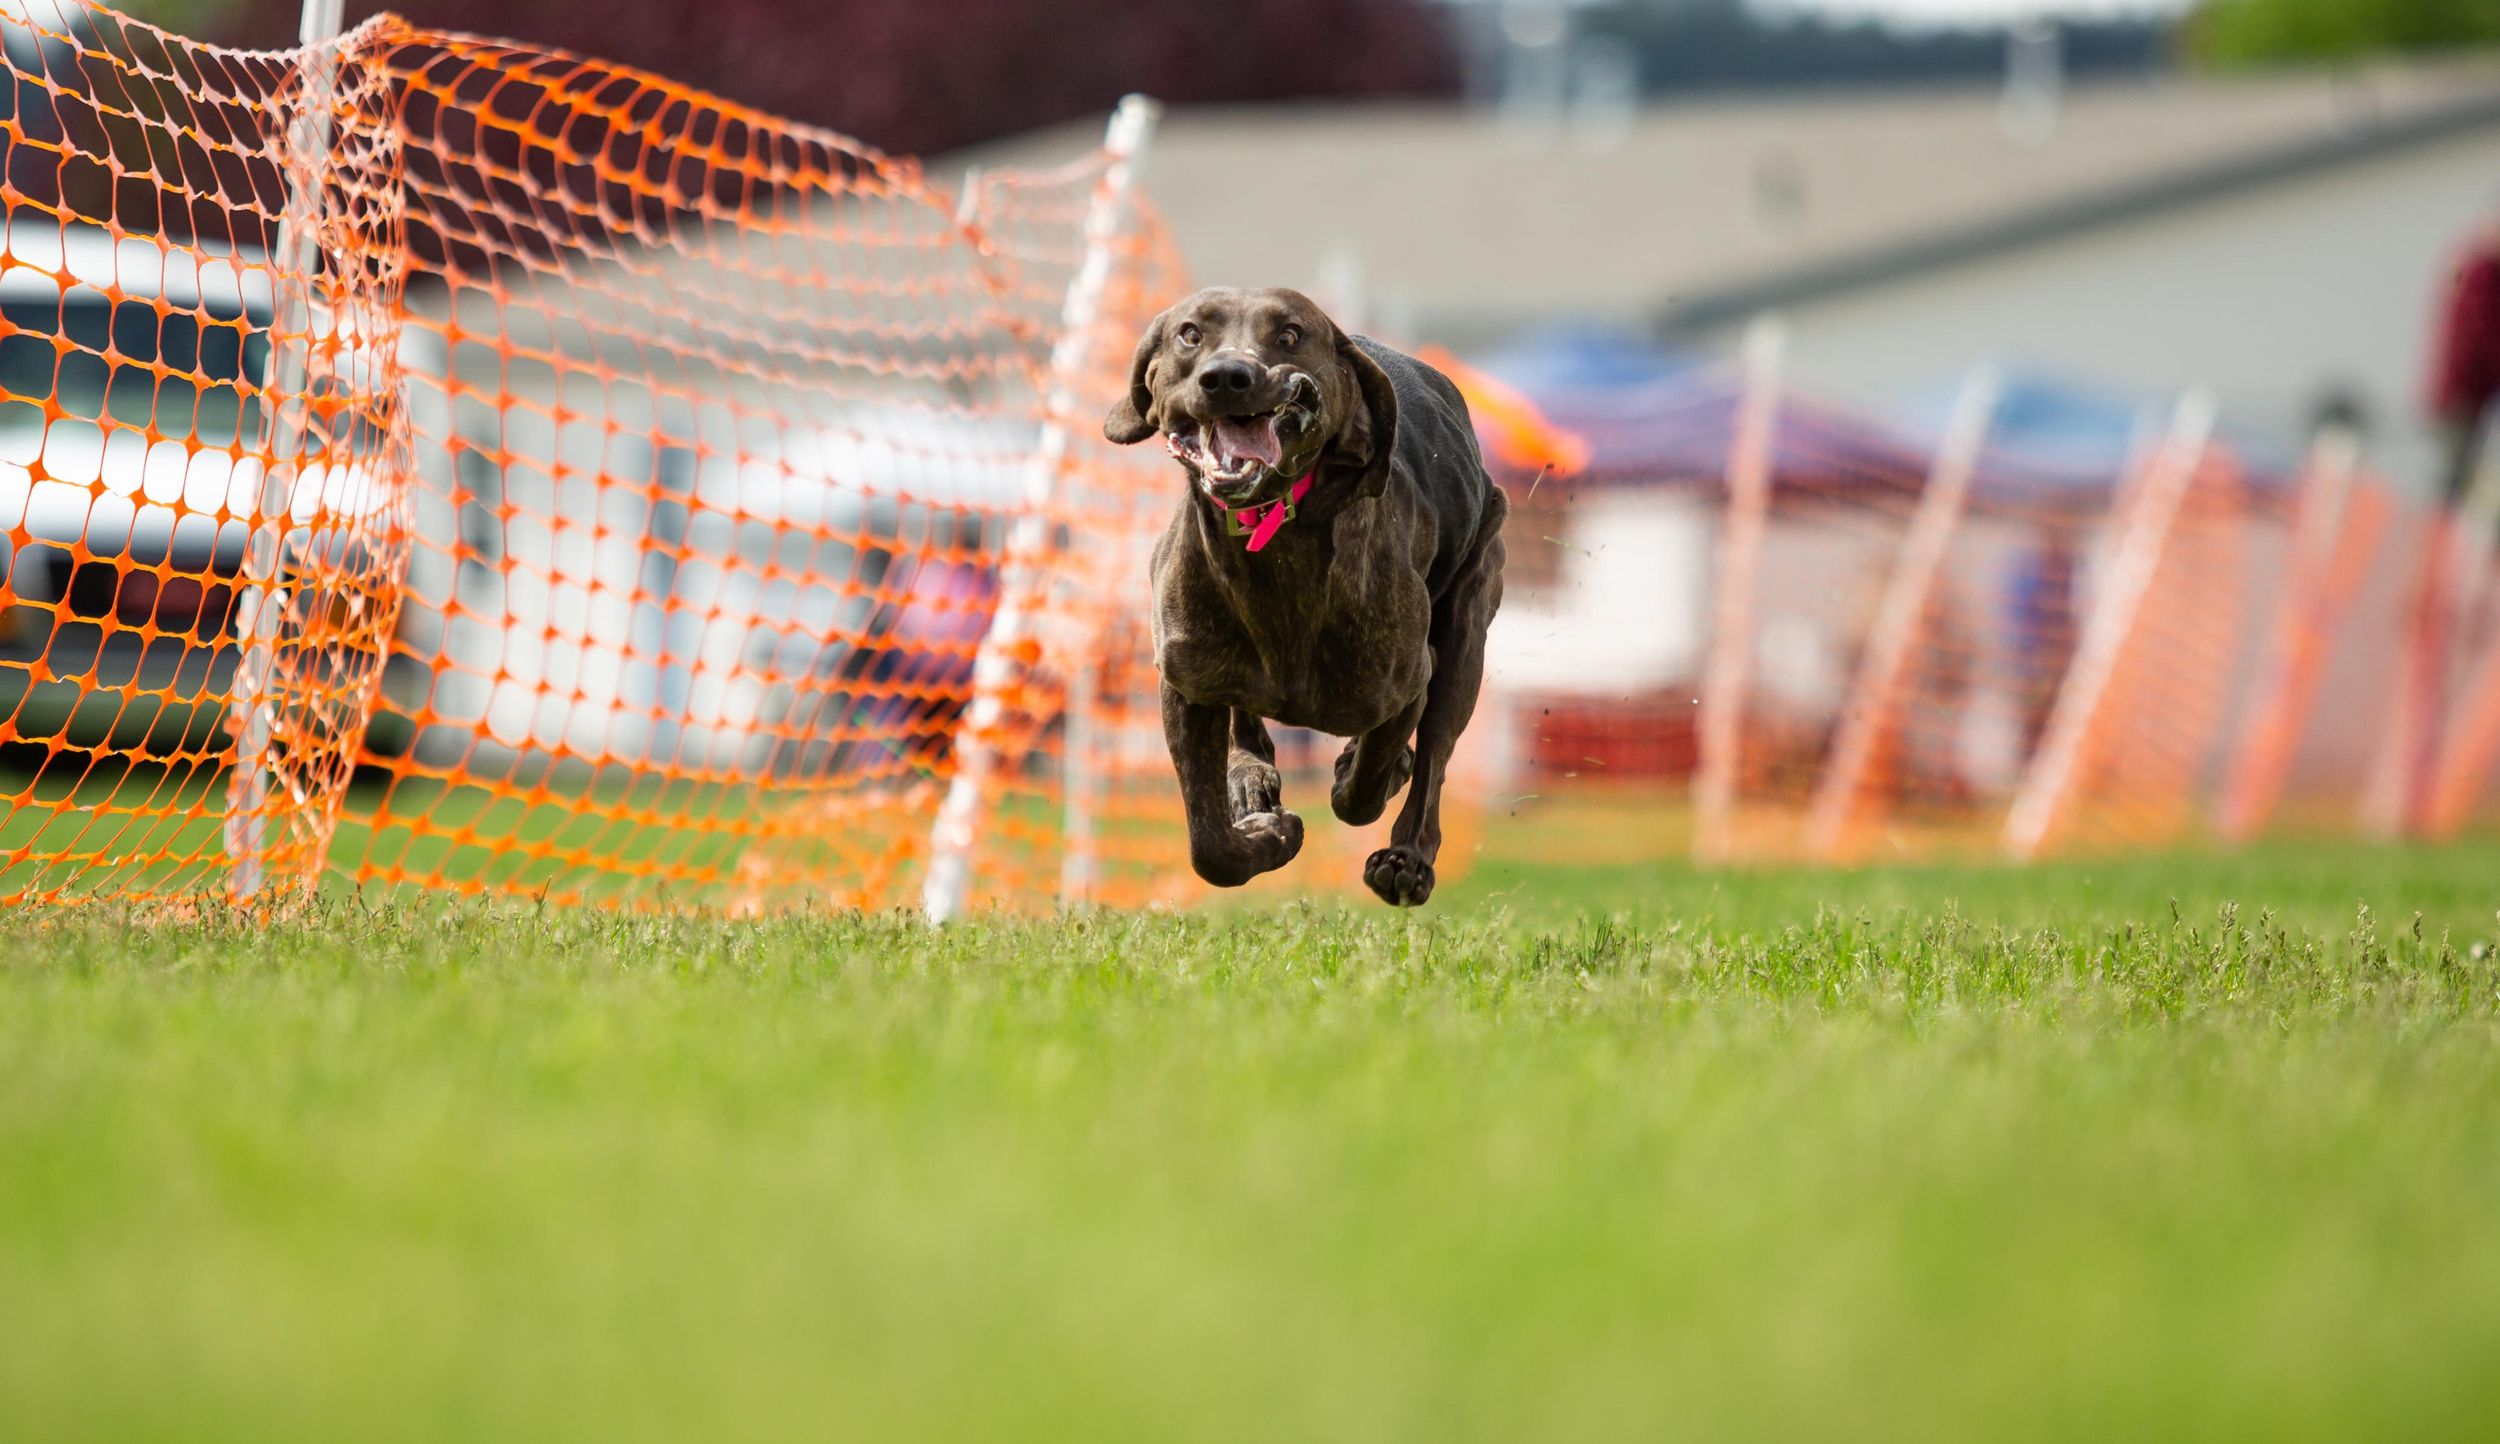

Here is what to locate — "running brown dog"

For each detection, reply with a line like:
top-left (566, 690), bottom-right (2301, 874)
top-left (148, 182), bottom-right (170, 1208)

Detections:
top-left (1103, 287), bottom-right (1507, 906)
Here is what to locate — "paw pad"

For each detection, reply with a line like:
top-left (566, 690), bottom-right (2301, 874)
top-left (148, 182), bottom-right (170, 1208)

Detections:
top-left (1363, 846), bottom-right (1434, 907)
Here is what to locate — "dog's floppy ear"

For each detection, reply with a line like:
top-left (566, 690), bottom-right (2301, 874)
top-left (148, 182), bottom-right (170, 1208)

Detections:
top-left (1329, 326), bottom-right (1398, 498)
top-left (1103, 308), bottom-right (1170, 445)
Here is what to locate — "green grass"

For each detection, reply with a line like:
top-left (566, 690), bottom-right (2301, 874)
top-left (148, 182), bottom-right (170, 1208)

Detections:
top-left (5, 838), bottom-right (2500, 1440)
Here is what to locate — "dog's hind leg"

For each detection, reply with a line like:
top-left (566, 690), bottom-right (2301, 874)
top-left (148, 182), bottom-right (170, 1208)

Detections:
top-left (1331, 695), bottom-right (1422, 827)
top-left (1228, 709), bottom-right (1284, 821)
top-left (1365, 494), bottom-right (1506, 907)
top-left (1164, 681), bottom-right (1303, 887)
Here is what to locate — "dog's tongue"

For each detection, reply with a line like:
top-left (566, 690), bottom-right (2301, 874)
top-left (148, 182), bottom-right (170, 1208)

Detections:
top-left (1209, 414), bottom-right (1283, 469)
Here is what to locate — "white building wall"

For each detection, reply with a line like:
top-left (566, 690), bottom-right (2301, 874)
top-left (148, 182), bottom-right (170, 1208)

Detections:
top-left (1486, 489), bottom-right (1713, 695)
top-left (1718, 125), bottom-right (2500, 498)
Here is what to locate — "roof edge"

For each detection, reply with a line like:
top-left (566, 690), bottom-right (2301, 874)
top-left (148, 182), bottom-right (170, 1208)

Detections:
top-left (1656, 86), bottom-right (2500, 335)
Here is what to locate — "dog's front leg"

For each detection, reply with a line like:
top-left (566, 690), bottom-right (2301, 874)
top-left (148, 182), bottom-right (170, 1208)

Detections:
top-left (1366, 492), bottom-right (1507, 908)
top-left (1164, 681), bottom-right (1303, 887)
top-left (1228, 709), bottom-right (1283, 820)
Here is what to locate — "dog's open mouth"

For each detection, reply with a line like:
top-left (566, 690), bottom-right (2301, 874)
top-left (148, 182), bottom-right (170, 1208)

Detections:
top-left (1165, 375), bottom-right (1320, 501)
top-left (1168, 413), bottom-right (1283, 485)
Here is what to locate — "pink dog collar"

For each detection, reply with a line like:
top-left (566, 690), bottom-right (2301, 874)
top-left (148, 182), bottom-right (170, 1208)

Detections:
top-left (1229, 472), bottom-right (1314, 552)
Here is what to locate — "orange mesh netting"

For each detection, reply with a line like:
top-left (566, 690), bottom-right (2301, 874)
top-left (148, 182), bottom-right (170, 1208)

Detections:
top-left (1696, 380), bottom-right (2305, 864)
top-left (0, 3), bottom-right (1219, 911)
top-left (0, 4), bottom-right (1493, 912)
top-left (2399, 497), bottom-right (2500, 839)
top-left (0, 3), bottom-right (399, 902)
top-left (1475, 347), bottom-right (2458, 867)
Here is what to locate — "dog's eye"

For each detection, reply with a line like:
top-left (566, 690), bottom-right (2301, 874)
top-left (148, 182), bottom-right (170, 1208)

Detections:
top-left (1176, 323), bottom-right (1202, 346)
top-left (1278, 325), bottom-right (1303, 348)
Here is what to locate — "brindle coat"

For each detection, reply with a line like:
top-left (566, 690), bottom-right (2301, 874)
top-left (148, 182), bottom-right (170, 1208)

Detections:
top-left (1103, 287), bottom-right (1507, 906)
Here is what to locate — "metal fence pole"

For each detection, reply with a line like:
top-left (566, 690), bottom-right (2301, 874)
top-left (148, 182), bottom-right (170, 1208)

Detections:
top-left (1804, 366), bottom-right (1999, 860)
top-left (2001, 390), bottom-right (2216, 860)
top-left (2214, 425), bottom-right (2368, 842)
top-left (225, 0), bottom-right (346, 901)
top-left (923, 94), bottom-right (1160, 923)
top-left (1691, 316), bottom-right (1785, 866)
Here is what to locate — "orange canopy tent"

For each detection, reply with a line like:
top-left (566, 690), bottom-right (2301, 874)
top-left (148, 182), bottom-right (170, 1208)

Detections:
top-left (1415, 344), bottom-right (1592, 478)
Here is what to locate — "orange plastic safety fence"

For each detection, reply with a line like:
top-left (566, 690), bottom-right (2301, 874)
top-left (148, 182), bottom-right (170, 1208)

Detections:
top-left (1713, 427), bottom-right (2285, 863)
top-left (0, 4), bottom-right (1208, 912)
top-left (2012, 471), bottom-right (2255, 856)
top-left (1477, 357), bottom-right (2458, 867)
top-left (2405, 505), bottom-right (2500, 837)
top-left (0, 5), bottom-right (407, 904)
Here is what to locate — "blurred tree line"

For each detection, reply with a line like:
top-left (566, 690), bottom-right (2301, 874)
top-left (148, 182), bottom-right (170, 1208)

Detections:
top-left (2189, 0), bottom-right (2500, 65)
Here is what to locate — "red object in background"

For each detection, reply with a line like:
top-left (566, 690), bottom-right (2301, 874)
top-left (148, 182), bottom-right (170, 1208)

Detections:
top-left (1526, 694), bottom-right (1700, 781)
top-left (2428, 237), bottom-right (2500, 422)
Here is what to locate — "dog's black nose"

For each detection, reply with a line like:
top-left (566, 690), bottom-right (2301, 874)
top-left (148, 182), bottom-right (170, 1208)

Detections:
top-left (1199, 358), bottom-right (1256, 399)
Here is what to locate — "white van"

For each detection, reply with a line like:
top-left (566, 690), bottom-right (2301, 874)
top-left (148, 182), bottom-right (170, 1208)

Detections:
top-left (0, 212), bottom-right (1034, 782)
top-left (375, 323), bottom-right (1032, 782)
top-left (0, 216), bottom-right (390, 753)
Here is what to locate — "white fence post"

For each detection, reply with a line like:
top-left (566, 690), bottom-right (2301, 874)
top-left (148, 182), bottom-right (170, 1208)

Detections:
top-left (225, 0), bottom-right (346, 901)
top-left (923, 94), bottom-right (1160, 923)
top-left (2001, 389), bottom-right (2216, 860)
top-left (1058, 648), bottom-right (1100, 908)
top-left (2214, 424), bottom-right (2364, 842)
top-left (1691, 316), bottom-right (1786, 865)
top-left (1803, 366), bottom-right (1999, 860)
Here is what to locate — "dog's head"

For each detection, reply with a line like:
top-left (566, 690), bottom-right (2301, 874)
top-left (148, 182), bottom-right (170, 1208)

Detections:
top-left (1102, 287), bottom-right (1397, 510)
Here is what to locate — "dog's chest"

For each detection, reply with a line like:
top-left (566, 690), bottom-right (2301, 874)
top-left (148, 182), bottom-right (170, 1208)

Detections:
top-left (1154, 561), bottom-right (1430, 735)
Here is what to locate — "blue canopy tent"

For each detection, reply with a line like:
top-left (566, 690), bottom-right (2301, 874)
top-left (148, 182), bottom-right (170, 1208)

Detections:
top-left (1469, 328), bottom-right (2298, 514)
top-left (1468, 323), bottom-right (1943, 501)
top-left (1894, 368), bottom-right (2304, 503)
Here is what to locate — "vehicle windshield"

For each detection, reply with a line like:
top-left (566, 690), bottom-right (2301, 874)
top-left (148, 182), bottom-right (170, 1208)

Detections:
top-left (0, 292), bottom-right (269, 444)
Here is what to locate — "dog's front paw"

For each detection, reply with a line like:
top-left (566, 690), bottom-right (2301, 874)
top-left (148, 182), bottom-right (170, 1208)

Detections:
top-left (1228, 760), bottom-right (1282, 821)
top-left (1237, 809), bottom-right (1304, 869)
top-left (1363, 845), bottom-right (1435, 907)
top-left (1190, 810), bottom-right (1304, 887)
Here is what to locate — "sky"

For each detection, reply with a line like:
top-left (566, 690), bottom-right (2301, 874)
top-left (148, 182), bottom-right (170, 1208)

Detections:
top-left (1767, 0), bottom-right (2195, 25)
